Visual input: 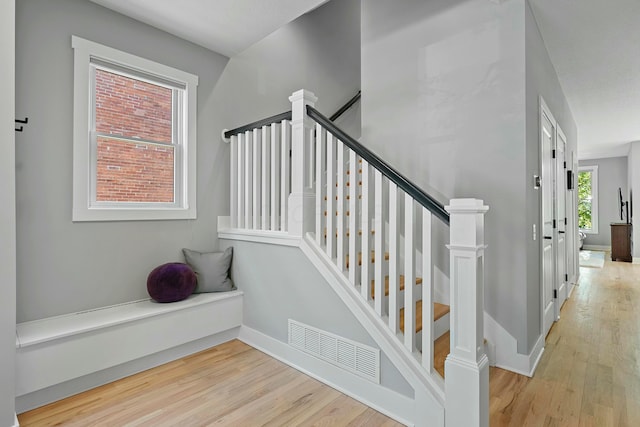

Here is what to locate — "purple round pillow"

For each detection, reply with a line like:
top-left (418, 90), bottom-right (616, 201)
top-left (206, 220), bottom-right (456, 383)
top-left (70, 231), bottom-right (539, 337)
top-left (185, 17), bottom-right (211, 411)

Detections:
top-left (147, 263), bottom-right (196, 303)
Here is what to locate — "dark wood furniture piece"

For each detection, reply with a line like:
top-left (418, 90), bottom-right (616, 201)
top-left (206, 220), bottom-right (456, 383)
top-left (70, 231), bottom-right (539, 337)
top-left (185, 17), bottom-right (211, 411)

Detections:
top-left (610, 223), bottom-right (632, 262)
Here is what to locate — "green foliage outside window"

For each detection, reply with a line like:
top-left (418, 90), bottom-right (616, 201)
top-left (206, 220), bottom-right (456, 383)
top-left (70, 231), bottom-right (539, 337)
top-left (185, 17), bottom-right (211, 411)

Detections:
top-left (578, 171), bottom-right (592, 230)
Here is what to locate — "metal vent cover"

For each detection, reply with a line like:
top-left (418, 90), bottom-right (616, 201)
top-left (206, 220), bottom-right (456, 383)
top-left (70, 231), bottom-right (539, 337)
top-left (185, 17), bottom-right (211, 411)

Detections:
top-left (288, 319), bottom-right (380, 384)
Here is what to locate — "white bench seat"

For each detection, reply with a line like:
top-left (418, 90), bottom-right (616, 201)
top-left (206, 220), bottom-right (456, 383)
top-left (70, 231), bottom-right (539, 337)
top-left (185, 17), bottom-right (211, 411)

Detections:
top-left (16, 291), bottom-right (243, 397)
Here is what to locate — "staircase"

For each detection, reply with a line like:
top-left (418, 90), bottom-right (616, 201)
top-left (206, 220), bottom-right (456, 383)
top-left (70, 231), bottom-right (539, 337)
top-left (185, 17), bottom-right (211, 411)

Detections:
top-left (220, 90), bottom-right (489, 427)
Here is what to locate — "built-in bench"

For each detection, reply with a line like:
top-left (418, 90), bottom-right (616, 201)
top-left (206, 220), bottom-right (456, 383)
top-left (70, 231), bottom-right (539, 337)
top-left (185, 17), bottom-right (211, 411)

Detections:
top-left (16, 291), bottom-right (243, 403)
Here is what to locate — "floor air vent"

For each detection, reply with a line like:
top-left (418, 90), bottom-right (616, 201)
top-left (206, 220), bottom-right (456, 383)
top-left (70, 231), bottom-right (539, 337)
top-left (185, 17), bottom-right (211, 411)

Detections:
top-left (288, 319), bottom-right (380, 384)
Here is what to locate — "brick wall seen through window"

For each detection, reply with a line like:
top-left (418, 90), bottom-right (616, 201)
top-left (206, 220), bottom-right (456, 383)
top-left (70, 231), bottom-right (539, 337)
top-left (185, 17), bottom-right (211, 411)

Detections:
top-left (94, 69), bottom-right (175, 203)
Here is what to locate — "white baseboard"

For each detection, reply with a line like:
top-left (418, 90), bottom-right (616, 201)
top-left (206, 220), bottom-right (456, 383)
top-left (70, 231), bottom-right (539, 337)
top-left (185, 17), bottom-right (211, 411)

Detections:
top-left (16, 329), bottom-right (239, 414)
top-left (484, 312), bottom-right (544, 377)
top-left (633, 257), bottom-right (640, 264)
top-left (238, 325), bottom-right (415, 427)
top-left (582, 244), bottom-right (610, 252)
top-left (13, 414), bottom-right (19, 427)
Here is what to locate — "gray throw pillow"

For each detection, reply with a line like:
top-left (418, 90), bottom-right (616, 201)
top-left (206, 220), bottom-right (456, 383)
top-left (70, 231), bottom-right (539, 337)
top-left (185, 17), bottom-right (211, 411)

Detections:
top-left (182, 247), bottom-right (235, 293)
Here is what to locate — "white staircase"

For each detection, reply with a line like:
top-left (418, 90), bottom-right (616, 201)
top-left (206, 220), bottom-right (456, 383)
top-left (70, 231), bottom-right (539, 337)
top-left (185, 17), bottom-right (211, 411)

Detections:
top-left (220, 89), bottom-right (489, 427)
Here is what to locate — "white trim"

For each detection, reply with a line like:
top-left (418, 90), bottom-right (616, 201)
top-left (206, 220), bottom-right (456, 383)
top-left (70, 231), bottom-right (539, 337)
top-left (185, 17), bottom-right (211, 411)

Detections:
top-left (218, 230), bottom-right (300, 247)
top-left (633, 257), bottom-right (640, 264)
top-left (577, 165), bottom-right (599, 234)
top-left (13, 414), bottom-right (19, 427)
top-left (582, 244), bottom-right (610, 252)
top-left (238, 325), bottom-right (416, 427)
top-left (483, 312), bottom-right (545, 377)
top-left (71, 35), bottom-right (198, 221)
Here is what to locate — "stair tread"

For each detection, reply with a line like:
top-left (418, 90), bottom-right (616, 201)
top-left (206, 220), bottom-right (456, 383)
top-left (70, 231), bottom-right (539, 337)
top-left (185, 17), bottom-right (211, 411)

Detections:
top-left (345, 251), bottom-right (389, 268)
top-left (399, 301), bottom-right (450, 334)
top-left (370, 275), bottom-right (423, 299)
top-left (323, 228), bottom-right (374, 238)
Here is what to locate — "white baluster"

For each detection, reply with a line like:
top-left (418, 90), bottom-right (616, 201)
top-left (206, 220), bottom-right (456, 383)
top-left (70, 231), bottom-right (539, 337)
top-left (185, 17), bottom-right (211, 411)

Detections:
top-left (326, 133), bottom-right (336, 259)
top-left (336, 140), bottom-right (346, 271)
top-left (360, 160), bottom-right (371, 301)
top-left (445, 199), bottom-right (489, 427)
top-left (421, 208), bottom-right (434, 373)
top-left (315, 124), bottom-right (326, 245)
top-left (237, 133), bottom-right (245, 229)
top-left (270, 124), bottom-right (281, 231)
top-left (374, 170), bottom-right (385, 316)
top-left (280, 120), bottom-right (291, 232)
top-left (261, 125), bottom-right (270, 230)
top-left (244, 130), bottom-right (252, 229)
top-left (252, 128), bottom-right (261, 230)
top-left (348, 150), bottom-right (359, 286)
top-left (404, 194), bottom-right (415, 351)
top-left (230, 134), bottom-right (237, 228)
top-left (388, 183), bottom-right (399, 334)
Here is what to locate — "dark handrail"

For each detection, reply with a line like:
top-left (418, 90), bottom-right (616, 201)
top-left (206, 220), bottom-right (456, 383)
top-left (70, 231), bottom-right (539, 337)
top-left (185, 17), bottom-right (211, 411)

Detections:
top-left (224, 110), bottom-right (292, 139)
top-left (329, 91), bottom-right (361, 122)
top-left (307, 105), bottom-right (450, 225)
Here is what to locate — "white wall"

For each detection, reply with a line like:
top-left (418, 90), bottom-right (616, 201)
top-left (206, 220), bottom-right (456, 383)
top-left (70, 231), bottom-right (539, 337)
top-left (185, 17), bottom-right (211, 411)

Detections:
top-left (219, 239), bottom-right (413, 398)
top-left (579, 157), bottom-right (628, 247)
top-left (0, 1), bottom-right (16, 424)
top-left (212, 0), bottom-right (361, 139)
top-left (525, 2), bottom-right (578, 352)
top-left (361, 0), bottom-right (529, 351)
top-left (15, 0), bottom-right (229, 322)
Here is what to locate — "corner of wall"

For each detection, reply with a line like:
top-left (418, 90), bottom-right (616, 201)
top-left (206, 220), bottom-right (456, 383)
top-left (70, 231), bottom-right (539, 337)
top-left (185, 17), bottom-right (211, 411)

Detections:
top-left (484, 311), bottom-right (544, 377)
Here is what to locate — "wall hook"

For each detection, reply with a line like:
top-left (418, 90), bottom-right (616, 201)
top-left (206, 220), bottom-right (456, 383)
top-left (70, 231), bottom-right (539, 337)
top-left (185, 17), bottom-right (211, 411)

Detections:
top-left (15, 117), bottom-right (28, 132)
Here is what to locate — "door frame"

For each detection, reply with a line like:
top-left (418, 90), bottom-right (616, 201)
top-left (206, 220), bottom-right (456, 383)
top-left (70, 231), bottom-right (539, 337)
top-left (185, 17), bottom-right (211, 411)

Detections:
top-left (555, 125), bottom-right (569, 313)
top-left (540, 96), bottom-right (558, 338)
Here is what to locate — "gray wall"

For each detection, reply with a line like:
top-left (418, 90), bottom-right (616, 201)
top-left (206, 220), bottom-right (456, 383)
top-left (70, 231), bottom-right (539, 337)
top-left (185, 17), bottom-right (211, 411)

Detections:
top-left (211, 0), bottom-right (361, 139)
top-left (219, 239), bottom-right (413, 398)
top-left (361, 0), bottom-right (530, 351)
top-left (360, 0), bottom-right (578, 355)
top-left (579, 157), bottom-right (628, 247)
top-left (525, 2), bottom-right (578, 351)
top-left (15, 0), bottom-right (229, 322)
top-left (0, 0), bottom-right (16, 424)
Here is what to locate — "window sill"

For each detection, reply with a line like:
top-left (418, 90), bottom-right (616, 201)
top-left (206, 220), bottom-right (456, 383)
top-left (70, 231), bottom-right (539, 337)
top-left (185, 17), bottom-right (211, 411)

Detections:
top-left (72, 207), bottom-right (196, 222)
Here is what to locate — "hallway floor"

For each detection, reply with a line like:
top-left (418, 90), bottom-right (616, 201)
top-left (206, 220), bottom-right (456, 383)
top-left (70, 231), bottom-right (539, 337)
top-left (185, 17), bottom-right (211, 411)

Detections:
top-left (489, 256), bottom-right (640, 426)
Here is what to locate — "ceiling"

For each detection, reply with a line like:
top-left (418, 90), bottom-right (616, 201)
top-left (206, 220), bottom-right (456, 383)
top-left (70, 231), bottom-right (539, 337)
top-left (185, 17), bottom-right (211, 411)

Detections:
top-left (91, 0), bottom-right (639, 160)
top-left (90, 0), bottom-right (328, 57)
top-left (529, 0), bottom-right (640, 160)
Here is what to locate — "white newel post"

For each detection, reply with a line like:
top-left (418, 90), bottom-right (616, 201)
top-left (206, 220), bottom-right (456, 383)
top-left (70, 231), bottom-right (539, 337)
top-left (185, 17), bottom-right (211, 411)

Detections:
top-left (288, 89), bottom-right (318, 237)
top-left (444, 199), bottom-right (489, 427)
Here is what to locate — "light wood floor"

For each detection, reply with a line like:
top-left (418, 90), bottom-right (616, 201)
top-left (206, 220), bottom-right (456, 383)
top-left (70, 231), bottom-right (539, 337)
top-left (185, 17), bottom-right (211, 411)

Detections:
top-left (490, 255), bottom-right (640, 426)
top-left (18, 340), bottom-right (402, 426)
top-left (19, 255), bottom-right (640, 426)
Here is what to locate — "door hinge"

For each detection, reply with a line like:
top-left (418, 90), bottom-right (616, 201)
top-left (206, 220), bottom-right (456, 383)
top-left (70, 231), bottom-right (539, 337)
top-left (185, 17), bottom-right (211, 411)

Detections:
top-left (553, 219), bottom-right (556, 229)
top-left (552, 149), bottom-right (556, 159)
top-left (564, 217), bottom-right (567, 226)
top-left (565, 273), bottom-right (568, 282)
top-left (553, 289), bottom-right (558, 299)
top-left (564, 161), bottom-right (567, 169)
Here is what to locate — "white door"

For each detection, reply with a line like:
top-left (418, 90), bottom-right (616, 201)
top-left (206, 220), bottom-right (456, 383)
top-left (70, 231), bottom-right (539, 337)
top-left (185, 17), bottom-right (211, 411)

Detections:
top-left (541, 100), bottom-right (556, 337)
top-left (556, 127), bottom-right (568, 312)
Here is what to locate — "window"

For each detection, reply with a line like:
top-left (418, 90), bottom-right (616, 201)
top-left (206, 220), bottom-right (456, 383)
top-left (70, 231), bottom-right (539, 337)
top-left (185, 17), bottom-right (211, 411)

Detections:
top-left (578, 165), bottom-right (598, 234)
top-left (72, 36), bottom-right (198, 221)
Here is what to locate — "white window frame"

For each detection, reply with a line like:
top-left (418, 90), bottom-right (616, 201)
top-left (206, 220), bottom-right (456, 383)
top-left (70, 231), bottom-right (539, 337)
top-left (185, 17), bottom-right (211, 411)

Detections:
top-left (578, 165), bottom-right (598, 234)
top-left (72, 36), bottom-right (198, 221)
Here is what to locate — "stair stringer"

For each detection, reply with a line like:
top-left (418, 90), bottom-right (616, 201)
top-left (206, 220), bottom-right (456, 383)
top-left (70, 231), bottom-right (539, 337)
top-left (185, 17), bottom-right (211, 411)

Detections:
top-left (300, 234), bottom-right (445, 426)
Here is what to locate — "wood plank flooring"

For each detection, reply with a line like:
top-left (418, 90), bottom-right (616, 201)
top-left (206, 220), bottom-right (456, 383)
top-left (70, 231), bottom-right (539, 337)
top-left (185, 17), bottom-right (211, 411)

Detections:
top-left (18, 340), bottom-right (402, 427)
top-left (19, 253), bottom-right (640, 426)
top-left (489, 255), bottom-right (640, 426)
